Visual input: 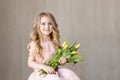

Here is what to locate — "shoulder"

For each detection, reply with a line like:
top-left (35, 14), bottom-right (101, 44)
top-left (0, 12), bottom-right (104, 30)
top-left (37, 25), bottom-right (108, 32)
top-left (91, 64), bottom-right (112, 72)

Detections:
top-left (27, 41), bottom-right (37, 55)
top-left (27, 41), bottom-right (36, 50)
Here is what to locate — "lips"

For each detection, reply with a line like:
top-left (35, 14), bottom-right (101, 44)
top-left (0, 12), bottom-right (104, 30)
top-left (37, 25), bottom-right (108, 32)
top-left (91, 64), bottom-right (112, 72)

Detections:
top-left (44, 30), bottom-right (50, 32)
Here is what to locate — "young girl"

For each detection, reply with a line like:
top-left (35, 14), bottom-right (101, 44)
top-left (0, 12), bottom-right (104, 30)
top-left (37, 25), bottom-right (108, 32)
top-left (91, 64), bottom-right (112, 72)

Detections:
top-left (27, 12), bottom-right (80, 80)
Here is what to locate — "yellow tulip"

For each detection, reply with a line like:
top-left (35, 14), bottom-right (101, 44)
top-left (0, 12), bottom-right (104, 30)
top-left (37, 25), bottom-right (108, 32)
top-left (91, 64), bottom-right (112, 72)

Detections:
top-left (75, 44), bottom-right (80, 49)
top-left (62, 41), bottom-right (68, 47)
top-left (71, 51), bottom-right (78, 54)
top-left (63, 44), bottom-right (68, 50)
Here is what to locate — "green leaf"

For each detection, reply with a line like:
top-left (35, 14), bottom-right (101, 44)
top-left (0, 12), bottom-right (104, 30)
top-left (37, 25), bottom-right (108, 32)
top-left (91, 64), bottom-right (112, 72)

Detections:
top-left (62, 49), bottom-right (74, 62)
top-left (69, 43), bottom-right (76, 52)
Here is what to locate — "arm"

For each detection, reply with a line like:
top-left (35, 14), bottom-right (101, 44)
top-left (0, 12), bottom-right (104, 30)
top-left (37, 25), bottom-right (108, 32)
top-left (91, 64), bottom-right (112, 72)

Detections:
top-left (28, 54), bottom-right (45, 70)
top-left (27, 42), bottom-right (45, 70)
top-left (27, 42), bottom-right (56, 74)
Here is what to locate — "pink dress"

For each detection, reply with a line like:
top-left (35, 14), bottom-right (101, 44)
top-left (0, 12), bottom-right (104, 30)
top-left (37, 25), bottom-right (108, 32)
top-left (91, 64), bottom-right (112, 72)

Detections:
top-left (28, 42), bottom-right (80, 80)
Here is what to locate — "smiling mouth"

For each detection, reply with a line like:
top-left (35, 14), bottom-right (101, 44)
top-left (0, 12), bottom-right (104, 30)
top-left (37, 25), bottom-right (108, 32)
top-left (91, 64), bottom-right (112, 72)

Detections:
top-left (44, 30), bottom-right (50, 31)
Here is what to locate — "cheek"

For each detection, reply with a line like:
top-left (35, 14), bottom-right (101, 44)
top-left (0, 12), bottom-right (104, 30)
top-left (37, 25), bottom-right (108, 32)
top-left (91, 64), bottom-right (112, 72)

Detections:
top-left (39, 26), bottom-right (43, 32)
top-left (50, 27), bottom-right (53, 32)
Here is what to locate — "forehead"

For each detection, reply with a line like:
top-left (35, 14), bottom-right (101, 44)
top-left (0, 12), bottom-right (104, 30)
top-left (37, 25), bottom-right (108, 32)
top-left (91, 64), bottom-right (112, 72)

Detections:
top-left (40, 16), bottom-right (52, 22)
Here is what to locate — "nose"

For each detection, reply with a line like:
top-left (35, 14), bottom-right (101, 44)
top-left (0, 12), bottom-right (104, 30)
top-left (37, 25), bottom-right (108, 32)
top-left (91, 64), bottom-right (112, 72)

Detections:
top-left (45, 24), bottom-right (49, 30)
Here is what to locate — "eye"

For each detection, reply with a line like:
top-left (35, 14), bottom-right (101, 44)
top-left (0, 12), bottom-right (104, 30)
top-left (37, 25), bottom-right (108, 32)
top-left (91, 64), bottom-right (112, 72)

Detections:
top-left (48, 23), bottom-right (52, 25)
top-left (41, 22), bottom-right (45, 25)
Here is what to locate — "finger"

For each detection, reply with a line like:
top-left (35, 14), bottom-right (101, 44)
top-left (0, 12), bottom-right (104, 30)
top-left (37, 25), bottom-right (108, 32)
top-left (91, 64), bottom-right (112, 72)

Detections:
top-left (50, 68), bottom-right (55, 74)
top-left (49, 70), bottom-right (55, 74)
top-left (47, 67), bottom-right (55, 74)
top-left (61, 60), bottom-right (66, 65)
top-left (59, 59), bottom-right (61, 63)
top-left (62, 58), bottom-right (66, 63)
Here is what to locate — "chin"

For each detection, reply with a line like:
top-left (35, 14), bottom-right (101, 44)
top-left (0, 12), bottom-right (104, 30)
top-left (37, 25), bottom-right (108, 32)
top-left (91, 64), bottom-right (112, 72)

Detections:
top-left (43, 33), bottom-right (51, 36)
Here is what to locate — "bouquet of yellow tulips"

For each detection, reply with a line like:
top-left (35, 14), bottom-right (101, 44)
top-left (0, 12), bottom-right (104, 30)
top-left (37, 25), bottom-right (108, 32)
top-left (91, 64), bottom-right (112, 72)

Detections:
top-left (39, 40), bottom-right (83, 76)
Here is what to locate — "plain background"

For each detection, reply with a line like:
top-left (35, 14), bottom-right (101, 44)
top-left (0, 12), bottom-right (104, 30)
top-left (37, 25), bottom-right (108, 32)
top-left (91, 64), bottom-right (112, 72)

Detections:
top-left (0, 0), bottom-right (120, 80)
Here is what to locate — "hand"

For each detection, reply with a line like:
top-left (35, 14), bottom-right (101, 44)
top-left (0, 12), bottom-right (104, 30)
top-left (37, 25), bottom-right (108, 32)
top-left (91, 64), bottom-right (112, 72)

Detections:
top-left (43, 65), bottom-right (56, 74)
top-left (59, 56), bottom-right (66, 65)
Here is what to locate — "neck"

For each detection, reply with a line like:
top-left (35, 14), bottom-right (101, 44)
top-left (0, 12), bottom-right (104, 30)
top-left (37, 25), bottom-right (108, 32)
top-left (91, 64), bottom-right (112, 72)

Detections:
top-left (42, 35), bottom-right (51, 42)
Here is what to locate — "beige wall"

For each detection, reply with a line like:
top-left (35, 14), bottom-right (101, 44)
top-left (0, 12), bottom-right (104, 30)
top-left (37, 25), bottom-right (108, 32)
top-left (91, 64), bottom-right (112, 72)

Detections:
top-left (0, 0), bottom-right (120, 80)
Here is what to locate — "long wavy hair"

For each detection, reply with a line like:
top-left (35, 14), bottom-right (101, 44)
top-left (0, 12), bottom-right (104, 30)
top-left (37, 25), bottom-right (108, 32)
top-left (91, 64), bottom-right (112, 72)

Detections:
top-left (30, 12), bottom-right (60, 59)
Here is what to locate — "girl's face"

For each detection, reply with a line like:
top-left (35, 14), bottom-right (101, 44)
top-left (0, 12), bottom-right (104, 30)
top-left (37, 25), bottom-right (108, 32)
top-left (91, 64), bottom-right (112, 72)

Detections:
top-left (40, 16), bottom-right (53, 36)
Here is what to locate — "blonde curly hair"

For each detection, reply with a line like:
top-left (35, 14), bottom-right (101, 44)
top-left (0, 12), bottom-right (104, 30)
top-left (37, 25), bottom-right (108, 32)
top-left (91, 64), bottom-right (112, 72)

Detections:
top-left (30, 12), bottom-right (60, 59)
